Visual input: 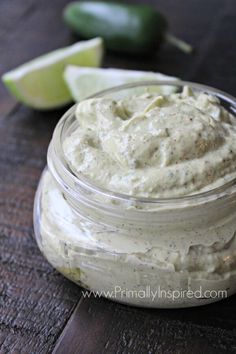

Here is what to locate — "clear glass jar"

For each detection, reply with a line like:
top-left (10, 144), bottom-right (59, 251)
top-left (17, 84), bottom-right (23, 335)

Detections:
top-left (33, 81), bottom-right (236, 308)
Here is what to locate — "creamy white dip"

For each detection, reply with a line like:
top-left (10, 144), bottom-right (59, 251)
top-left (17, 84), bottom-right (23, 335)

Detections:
top-left (37, 87), bottom-right (236, 307)
top-left (64, 86), bottom-right (236, 197)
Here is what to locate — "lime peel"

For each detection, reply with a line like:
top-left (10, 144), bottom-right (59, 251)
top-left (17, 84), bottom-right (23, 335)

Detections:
top-left (64, 66), bottom-right (178, 102)
top-left (2, 38), bottom-right (104, 110)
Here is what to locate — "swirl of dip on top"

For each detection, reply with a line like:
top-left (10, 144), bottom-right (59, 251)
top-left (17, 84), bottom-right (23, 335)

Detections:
top-left (63, 86), bottom-right (236, 198)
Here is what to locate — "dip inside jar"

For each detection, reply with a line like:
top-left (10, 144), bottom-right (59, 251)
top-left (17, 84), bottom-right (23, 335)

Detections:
top-left (63, 86), bottom-right (236, 198)
top-left (34, 83), bottom-right (236, 308)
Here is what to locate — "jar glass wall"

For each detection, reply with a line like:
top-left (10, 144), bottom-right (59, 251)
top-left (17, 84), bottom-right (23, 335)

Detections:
top-left (33, 81), bottom-right (236, 308)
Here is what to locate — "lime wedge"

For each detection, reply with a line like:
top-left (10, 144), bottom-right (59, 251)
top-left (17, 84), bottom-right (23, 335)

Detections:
top-left (2, 38), bottom-right (103, 110)
top-left (64, 66), bottom-right (178, 102)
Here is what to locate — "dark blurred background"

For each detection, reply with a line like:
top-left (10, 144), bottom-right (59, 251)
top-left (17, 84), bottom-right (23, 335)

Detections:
top-left (1, 0), bottom-right (236, 114)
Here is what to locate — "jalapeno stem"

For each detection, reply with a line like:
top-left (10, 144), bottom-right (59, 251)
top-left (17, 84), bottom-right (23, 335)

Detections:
top-left (165, 33), bottom-right (193, 54)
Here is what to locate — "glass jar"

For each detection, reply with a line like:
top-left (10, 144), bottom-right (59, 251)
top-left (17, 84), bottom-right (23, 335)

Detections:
top-left (33, 81), bottom-right (236, 308)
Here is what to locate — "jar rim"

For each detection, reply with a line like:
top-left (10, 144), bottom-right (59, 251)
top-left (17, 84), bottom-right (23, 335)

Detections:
top-left (49, 80), bottom-right (236, 207)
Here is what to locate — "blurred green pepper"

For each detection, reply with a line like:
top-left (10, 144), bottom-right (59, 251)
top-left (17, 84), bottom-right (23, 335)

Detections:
top-left (63, 1), bottom-right (193, 56)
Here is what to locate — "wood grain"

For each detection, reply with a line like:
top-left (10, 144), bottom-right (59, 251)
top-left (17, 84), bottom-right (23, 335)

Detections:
top-left (0, 1), bottom-right (82, 352)
top-left (0, 105), bottom-right (82, 353)
top-left (53, 296), bottom-right (236, 354)
top-left (0, 0), bottom-right (236, 353)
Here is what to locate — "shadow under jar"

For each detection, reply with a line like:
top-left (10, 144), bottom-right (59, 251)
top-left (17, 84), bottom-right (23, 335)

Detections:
top-left (34, 81), bottom-right (236, 308)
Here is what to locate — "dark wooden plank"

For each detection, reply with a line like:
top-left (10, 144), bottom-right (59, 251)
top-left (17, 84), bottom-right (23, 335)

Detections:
top-left (0, 0), bottom-right (82, 352)
top-left (0, 104), bottom-right (82, 353)
top-left (0, 0), bottom-right (35, 115)
top-left (53, 295), bottom-right (236, 354)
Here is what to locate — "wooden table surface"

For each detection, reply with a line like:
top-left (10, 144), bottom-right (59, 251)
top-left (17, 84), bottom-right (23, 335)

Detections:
top-left (0, 0), bottom-right (236, 353)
